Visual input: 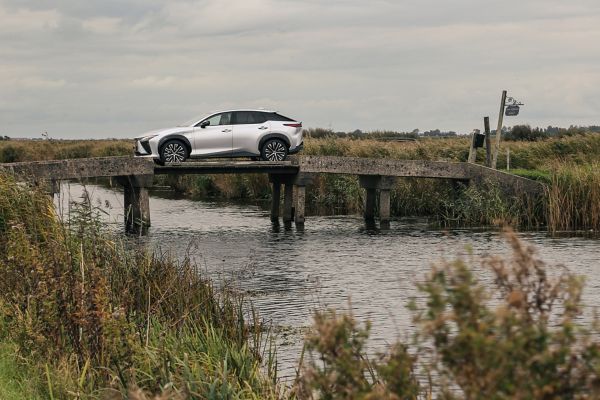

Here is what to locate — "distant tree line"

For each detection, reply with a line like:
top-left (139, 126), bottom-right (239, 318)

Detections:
top-left (304, 125), bottom-right (599, 141)
top-left (303, 128), bottom-right (455, 140)
top-left (503, 125), bottom-right (600, 141)
top-left (0, 136), bottom-right (10, 141)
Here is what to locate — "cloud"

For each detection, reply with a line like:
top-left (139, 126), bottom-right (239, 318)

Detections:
top-left (0, 0), bottom-right (599, 138)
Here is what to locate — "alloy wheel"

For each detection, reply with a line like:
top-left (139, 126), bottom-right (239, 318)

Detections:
top-left (163, 142), bottom-right (186, 163)
top-left (263, 140), bottom-right (287, 161)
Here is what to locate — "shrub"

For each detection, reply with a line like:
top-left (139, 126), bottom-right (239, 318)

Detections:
top-left (0, 145), bottom-right (25, 163)
top-left (297, 229), bottom-right (600, 399)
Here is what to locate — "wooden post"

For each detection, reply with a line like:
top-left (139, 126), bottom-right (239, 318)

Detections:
top-left (467, 131), bottom-right (478, 163)
top-left (484, 116), bottom-right (492, 167)
top-left (492, 90), bottom-right (507, 169)
top-left (506, 148), bottom-right (511, 171)
top-left (283, 183), bottom-right (294, 223)
top-left (271, 182), bottom-right (281, 222)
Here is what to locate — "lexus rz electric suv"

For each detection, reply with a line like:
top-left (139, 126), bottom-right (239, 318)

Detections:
top-left (134, 110), bottom-right (303, 163)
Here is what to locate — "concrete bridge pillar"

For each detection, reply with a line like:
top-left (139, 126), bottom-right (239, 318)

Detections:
top-left (283, 183), bottom-right (294, 224)
top-left (270, 180), bottom-right (281, 222)
top-left (359, 175), bottom-right (396, 229)
top-left (293, 173), bottom-right (314, 228)
top-left (379, 189), bottom-right (391, 229)
top-left (116, 174), bottom-right (153, 235)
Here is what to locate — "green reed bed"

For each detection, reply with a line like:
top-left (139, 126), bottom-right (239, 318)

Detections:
top-left (547, 163), bottom-right (600, 233)
top-left (0, 172), bottom-right (278, 399)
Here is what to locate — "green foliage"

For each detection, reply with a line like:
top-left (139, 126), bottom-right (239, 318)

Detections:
top-left (295, 310), bottom-right (419, 400)
top-left (0, 173), bottom-right (278, 399)
top-left (547, 162), bottom-right (600, 232)
top-left (415, 229), bottom-right (600, 399)
top-left (0, 145), bottom-right (25, 162)
top-left (297, 229), bottom-right (600, 399)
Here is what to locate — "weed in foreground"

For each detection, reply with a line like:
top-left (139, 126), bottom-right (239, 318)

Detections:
top-left (0, 172), bottom-right (279, 399)
top-left (296, 228), bottom-right (600, 399)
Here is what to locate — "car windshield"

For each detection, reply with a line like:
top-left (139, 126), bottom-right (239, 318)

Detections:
top-left (178, 115), bottom-right (206, 127)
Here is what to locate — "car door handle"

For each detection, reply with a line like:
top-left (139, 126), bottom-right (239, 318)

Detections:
top-left (258, 126), bottom-right (268, 130)
top-left (222, 129), bottom-right (231, 133)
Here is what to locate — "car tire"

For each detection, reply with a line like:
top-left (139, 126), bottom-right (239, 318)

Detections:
top-left (261, 139), bottom-right (288, 161)
top-left (160, 139), bottom-right (188, 163)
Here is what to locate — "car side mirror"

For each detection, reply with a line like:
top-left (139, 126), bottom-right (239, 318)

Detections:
top-left (200, 120), bottom-right (210, 128)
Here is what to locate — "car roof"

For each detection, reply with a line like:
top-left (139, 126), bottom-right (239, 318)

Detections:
top-left (210, 109), bottom-right (276, 114)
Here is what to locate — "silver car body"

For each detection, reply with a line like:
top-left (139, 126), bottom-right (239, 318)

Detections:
top-left (134, 109), bottom-right (303, 161)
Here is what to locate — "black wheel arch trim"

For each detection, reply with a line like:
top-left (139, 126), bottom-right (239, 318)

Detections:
top-left (158, 135), bottom-right (192, 155)
top-left (259, 134), bottom-right (290, 150)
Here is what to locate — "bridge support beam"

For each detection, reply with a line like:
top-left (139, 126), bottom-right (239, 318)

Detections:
top-left (116, 175), bottom-right (153, 235)
top-left (359, 175), bottom-right (396, 229)
top-left (270, 181), bottom-right (281, 222)
top-left (293, 173), bottom-right (314, 228)
top-left (379, 189), bottom-right (391, 230)
top-left (283, 183), bottom-right (294, 224)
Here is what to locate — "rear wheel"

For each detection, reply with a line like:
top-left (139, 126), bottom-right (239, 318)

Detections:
top-left (261, 139), bottom-right (288, 161)
top-left (160, 140), bottom-right (188, 163)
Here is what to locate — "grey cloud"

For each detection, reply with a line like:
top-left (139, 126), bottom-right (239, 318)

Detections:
top-left (0, 0), bottom-right (599, 138)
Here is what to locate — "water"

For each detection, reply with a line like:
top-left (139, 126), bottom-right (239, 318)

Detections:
top-left (56, 182), bottom-right (600, 377)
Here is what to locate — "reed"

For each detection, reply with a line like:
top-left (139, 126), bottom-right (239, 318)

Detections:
top-left (547, 162), bottom-right (600, 233)
top-left (0, 172), bottom-right (278, 399)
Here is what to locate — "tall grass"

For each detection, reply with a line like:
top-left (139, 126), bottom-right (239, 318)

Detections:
top-left (0, 139), bottom-right (132, 163)
top-left (0, 172), bottom-right (278, 399)
top-left (547, 162), bottom-right (600, 233)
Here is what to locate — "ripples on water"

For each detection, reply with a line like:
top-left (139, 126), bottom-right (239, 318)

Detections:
top-left (55, 182), bottom-right (600, 377)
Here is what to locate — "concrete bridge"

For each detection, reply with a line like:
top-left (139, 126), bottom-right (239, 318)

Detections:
top-left (0, 156), bottom-right (544, 233)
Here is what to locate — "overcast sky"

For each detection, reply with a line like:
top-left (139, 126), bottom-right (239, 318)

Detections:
top-left (1, 0), bottom-right (599, 139)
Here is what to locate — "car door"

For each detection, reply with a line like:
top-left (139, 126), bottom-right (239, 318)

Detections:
top-left (232, 111), bottom-right (270, 155)
top-left (192, 112), bottom-right (233, 157)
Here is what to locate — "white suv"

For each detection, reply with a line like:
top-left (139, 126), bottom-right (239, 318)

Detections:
top-left (134, 109), bottom-right (303, 163)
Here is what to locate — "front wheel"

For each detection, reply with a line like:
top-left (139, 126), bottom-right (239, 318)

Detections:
top-left (261, 139), bottom-right (288, 161)
top-left (160, 140), bottom-right (188, 163)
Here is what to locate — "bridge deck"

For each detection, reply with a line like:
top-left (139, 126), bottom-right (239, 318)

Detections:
top-left (0, 155), bottom-right (544, 195)
top-left (154, 160), bottom-right (298, 175)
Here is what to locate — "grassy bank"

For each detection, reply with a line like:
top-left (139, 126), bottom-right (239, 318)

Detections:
top-left (0, 139), bottom-right (132, 162)
top-left (0, 172), bottom-right (279, 399)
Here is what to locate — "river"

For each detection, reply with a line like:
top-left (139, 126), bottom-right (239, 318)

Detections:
top-left (55, 181), bottom-right (600, 377)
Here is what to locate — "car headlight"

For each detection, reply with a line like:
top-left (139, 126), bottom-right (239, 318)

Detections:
top-left (140, 134), bottom-right (158, 142)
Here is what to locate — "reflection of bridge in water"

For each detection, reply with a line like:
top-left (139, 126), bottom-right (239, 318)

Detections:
top-left (1, 155), bottom-right (544, 234)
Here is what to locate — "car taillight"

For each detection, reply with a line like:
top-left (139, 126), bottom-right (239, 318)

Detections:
top-left (283, 122), bottom-right (302, 128)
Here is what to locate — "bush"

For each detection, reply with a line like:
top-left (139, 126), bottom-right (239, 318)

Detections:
top-left (0, 145), bottom-right (25, 163)
top-left (296, 229), bottom-right (600, 399)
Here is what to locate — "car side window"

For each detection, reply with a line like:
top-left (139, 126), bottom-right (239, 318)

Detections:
top-left (251, 112), bottom-right (268, 124)
top-left (233, 111), bottom-right (255, 125)
top-left (199, 112), bottom-right (231, 127)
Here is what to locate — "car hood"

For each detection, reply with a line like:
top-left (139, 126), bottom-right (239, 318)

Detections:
top-left (135, 127), bottom-right (193, 140)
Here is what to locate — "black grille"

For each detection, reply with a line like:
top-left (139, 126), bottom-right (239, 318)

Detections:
top-left (140, 140), bottom-right (152, 153)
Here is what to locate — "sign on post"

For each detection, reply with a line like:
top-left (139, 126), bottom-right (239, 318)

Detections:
top-left (505, 105), bottom-right (520, 116)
